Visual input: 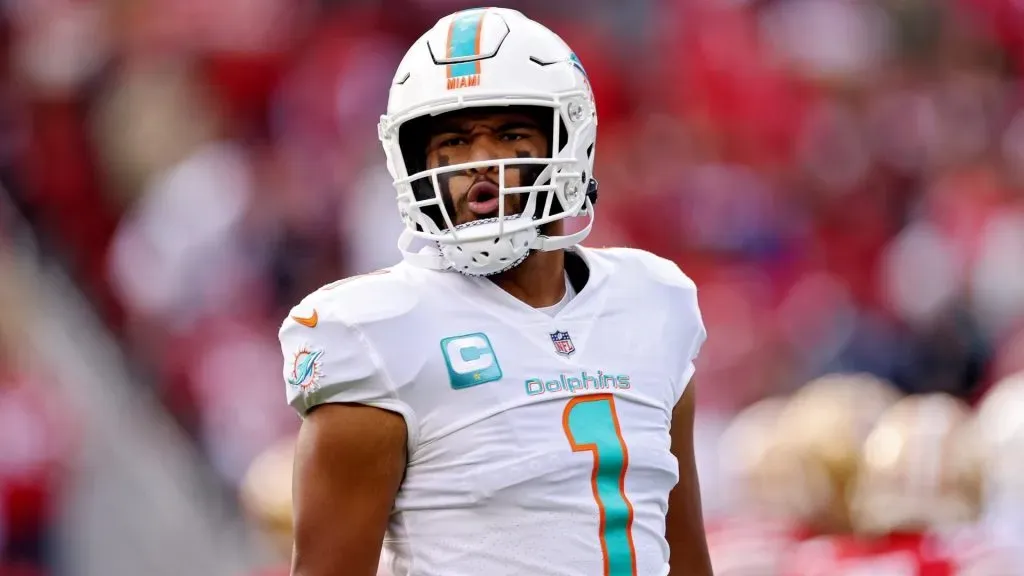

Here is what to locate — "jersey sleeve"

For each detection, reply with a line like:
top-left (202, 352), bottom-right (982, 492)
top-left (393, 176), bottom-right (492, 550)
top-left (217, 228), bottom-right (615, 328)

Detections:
top-left (675, 280), bottom-right (707, 395)
top-left (612, 247), bottom-right (707, 403)
top-left (278, 304), bottom-right (419, 447)
top-left (639, 250), bottom-right (707, 400)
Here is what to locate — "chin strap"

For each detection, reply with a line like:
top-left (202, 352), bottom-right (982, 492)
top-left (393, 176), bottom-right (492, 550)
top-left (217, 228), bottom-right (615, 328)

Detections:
top-left (532, 196), bottom-right (595, 252)
top-left (398, 194), bottom-right (596, 268)
top-left (397, 229), bottom-right (449, 270)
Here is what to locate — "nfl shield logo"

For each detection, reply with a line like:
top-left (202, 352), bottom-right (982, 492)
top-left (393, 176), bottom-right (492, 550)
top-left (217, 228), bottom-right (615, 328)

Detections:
top-left (550, 330), bottom-right (576, 357)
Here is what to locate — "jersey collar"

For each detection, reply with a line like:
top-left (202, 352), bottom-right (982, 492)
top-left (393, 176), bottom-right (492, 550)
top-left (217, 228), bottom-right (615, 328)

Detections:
top-left (440, 245), bottom-right (610, 321)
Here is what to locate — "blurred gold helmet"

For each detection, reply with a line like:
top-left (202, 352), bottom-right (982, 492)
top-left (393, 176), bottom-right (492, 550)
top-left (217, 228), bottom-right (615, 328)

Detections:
top-left (975, 372), bottom-right (1024, 499)
top-left (240, 435), bottom-right (297, 559)
top-left (772, 372), bottom-right (903, 534)
top-left (719, 397), bottom-right (826, 523)
top-left (848, 393), bottom-right (983, 535)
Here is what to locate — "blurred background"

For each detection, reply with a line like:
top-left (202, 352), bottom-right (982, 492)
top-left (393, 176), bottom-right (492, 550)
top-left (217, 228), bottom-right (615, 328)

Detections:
top-left (2, 0), bottom-right (1024, 574)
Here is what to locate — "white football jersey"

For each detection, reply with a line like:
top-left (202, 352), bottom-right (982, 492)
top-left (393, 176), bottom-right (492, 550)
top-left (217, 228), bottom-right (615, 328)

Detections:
top-left (279, 246), bottom-right (707, 576)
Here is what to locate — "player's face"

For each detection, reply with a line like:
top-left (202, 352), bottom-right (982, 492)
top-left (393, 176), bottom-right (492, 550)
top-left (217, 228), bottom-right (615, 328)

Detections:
top-left (424, 110), bottom-right (548, 226)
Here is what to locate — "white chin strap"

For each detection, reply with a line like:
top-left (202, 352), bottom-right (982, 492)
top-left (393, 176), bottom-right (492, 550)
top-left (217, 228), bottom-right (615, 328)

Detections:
top-left (398, 196), bottom-right (595, 276)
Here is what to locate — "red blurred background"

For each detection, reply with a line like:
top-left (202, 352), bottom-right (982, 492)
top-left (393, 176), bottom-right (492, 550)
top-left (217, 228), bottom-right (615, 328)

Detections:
top-left (3, 0), bottom-right (1024, 573)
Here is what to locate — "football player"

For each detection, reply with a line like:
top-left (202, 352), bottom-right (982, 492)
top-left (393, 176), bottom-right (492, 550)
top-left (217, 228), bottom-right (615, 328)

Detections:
top-left (708, 373), bottom-right (901, 576)
top-left (974, 372), bottom-right (1024, 566)
top-left (784, 393), bottom-right (1016, 575)
top-left (708, 397), bottom-right (815, 576)
top-left (278, 8), bottom-right (711, 576)
top-left (773, 373), bottom-right (903, 537)
top-left (240, 437), bottom-right (298, 576)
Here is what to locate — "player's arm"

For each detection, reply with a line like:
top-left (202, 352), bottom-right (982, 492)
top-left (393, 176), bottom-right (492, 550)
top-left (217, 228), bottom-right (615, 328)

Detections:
top-left (666, 381), bottom-right (714, 576)
top-left (279, 298), bottom-right (416, 576)
top-left (291, 403), bottom-right (406, 576)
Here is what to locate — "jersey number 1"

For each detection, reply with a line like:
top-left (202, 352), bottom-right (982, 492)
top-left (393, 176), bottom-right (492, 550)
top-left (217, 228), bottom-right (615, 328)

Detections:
top-left (563, 394), bottom-right (638, 576)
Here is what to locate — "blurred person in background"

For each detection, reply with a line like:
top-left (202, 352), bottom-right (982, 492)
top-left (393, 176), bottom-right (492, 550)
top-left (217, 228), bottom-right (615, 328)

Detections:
top-left (240, 436), bottom-right (392, 576)
top-left (706, 396), bottom-right (810, 576)
top-left (771, 374), bottom-right (903, 537)
top-left (0, 250), bottom-right (77, 576)
top-left (0, 361), bottom-right (75, 576)
top-left (282, 7), bottom-right (712, 576)
top-left (783, 393), bottom-right (1017, 575)
top-left (974, 372), bottom-right (1024, 563)
top-left (240, 436), bottom-right (296, 576)
top-left (93, 0), bottom-right (326, 491)
top-left (707, 373), bottom-right (901, 575)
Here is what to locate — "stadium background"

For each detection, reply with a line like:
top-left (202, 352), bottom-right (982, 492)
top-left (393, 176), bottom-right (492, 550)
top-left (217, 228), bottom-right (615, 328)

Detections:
top-left (0, 0), bottom-right (1023, 574)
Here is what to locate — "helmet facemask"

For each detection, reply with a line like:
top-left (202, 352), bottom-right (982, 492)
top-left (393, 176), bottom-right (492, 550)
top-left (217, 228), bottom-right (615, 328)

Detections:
top-left (386, 97), bottom-right (597, 277)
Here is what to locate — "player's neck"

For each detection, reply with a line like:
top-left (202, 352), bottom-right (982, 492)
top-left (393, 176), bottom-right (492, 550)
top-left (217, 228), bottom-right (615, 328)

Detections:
top-left (489, 249), bottom-right (566, 308)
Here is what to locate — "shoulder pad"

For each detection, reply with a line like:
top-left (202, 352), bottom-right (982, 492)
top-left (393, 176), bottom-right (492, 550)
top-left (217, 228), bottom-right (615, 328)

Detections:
top-left (587, 247), bottom-right (705, 397)
top-left (277, 269), bottom-right (420, 444)
top-left (284, 268), bottom-right (420, 329)
top-left (589, 246), bottom-right (697, 290)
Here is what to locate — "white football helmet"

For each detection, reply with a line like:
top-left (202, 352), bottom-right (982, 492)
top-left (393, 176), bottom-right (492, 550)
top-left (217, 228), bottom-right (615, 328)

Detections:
top-left (378, 8), bottom-right (598, 276)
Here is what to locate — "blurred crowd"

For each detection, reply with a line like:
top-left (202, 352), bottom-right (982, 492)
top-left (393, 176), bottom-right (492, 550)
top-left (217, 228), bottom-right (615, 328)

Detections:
top-left (3, 0), bottom-right (1024, 573)
top-left (0, 242), bottom-right (76, 575)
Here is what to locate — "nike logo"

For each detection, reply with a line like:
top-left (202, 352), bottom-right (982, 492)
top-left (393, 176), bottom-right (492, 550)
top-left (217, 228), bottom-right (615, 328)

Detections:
top-left (292, 310), bottom-right (318, 328)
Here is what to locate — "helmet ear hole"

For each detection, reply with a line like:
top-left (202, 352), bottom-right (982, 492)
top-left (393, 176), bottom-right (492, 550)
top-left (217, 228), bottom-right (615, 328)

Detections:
top-left (586, 177), bottom-right (599, 207)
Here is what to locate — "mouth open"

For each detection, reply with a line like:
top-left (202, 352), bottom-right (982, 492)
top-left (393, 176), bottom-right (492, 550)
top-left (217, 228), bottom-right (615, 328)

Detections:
top-left (467, 180), bottom-right (501, 217)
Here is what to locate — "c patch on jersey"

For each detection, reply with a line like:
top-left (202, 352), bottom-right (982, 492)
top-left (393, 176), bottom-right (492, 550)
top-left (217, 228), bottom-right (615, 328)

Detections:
top-left (440, 332), bottom-right (503, 389)
top-left (287, 344), bottom-right (324, 392)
